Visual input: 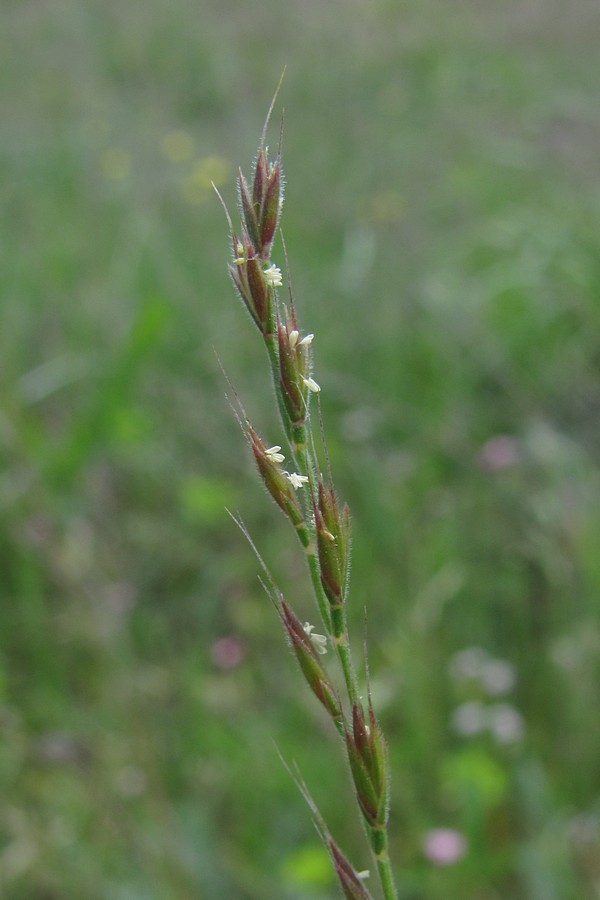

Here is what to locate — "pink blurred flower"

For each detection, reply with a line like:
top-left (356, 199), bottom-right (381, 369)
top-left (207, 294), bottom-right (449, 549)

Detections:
top-left (568, 813), bottom-right (599, 846)
top-left (211, 635), bottom-right (245, 669)
top-left (422, 828), bottom-right (468, 865)
top-left (478, 435), bottom-right (521, 472)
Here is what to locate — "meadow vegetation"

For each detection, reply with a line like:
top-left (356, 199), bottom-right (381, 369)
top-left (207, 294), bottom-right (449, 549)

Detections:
top-left (2, 1), bottom-right (600, 897)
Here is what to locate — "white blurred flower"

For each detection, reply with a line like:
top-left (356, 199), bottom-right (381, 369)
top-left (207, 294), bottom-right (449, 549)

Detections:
top-left (451, 701), bottom-right (487, 737)
top-left (480, 659), bottom-right (516, 696)
top-left (449, 648), bottom-right (516, 697)
top-left (550, 635), bottom-right (580, 672)
top-left (567, 813), bottom-right (599, 846)
top-left (488, 703), bottom-right (524, 744)
top-left (449, 647), bottom-right (486, 681)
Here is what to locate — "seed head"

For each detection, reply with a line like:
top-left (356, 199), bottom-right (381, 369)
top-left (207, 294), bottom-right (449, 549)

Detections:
top-left (315, 482), bottom-right (351, 606)
top-left (252, 146), bottom-right (269, 208)
top-left (280, 599), bottom-right (341, 720)
top-left (277, 313), bottom-right (314, 425)
top-left (240, 145), bottom-right (284, 259)
top-left (328, 838), bottom-right (374, 900)
top-left (237, 168), bottom-right (262, 252)
top-left (344, 701), bottom-right (390, 829)
top-left (228, 238), bottom-right (273, 335)
top-left (248, 426), bottom-right (304, 528)
top-left (260, 154), bottom-right (283, 255)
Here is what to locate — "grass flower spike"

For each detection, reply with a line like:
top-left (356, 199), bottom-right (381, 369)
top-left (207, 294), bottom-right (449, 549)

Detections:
top-left (279, 598), bottom-right (342, 721)
top-left (248, 425), bottom-right (305, 530)
top-left (219, 92), bottom-right (398, 899)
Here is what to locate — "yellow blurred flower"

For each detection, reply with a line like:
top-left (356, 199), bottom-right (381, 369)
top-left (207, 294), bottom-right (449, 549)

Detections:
top-left (180, 155), bottom-right (229, 205)
top-left (100, 148), bottom-right (131, 180)
top-left (365, 190), bottom-right (404, 224)
top-left (161, 130), bottom-right (194, 163)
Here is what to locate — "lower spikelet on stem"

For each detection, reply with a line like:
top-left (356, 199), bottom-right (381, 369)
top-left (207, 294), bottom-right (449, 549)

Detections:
top-left (218, 86), bottom-right (398, 900)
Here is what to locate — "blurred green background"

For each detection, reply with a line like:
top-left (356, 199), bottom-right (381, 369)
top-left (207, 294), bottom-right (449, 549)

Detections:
top-left (3, 0), bottom-right (600, 897)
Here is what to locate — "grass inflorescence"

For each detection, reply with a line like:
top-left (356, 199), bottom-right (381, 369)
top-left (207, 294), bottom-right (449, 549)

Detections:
top-left (219, 88), bottom-right (398, 900)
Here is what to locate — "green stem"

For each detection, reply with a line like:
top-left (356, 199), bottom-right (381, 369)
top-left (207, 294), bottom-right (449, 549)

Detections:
top-left (305, 543), bottom-right (332, 634)
top-left (368, 826), bottom-right (398, 900)
top-left (333, 620), bottom-right (360, 707)
top-left (375, 848), bottom-right (398, 900)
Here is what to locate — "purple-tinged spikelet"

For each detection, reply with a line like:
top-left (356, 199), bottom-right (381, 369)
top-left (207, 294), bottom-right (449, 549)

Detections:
top-left (345, 701), bottom-right (390, 832)
top-left (248, 426), bottom-right (304, 527)
top-left (328, 839), bottom-right (373, 900)
top-left (315, 481), bottom-right (351, 607)
top-left (279, 598), bottom-right (341, 720)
